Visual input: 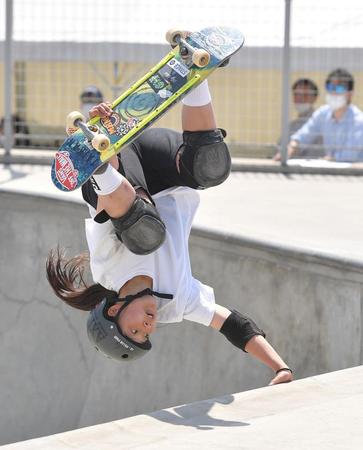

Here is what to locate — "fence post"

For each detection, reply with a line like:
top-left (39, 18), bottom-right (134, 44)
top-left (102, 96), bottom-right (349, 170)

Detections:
top-left (280, 0), bottom-right (292, 166)
top-left (4, 0), bottom-right (14, 163)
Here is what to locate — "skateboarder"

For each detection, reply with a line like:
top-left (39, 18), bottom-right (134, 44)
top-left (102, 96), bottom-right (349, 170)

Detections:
top-left (46, 80), bottom-right (293, 385)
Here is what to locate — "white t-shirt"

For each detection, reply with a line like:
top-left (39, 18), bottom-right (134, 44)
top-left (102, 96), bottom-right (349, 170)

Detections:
top-left (85, 186), bottom-right (216, 326)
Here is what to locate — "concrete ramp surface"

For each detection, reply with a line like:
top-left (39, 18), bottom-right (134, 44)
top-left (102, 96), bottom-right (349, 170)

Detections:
top-left (2, 366), bottom-right (362, 450)
top-left (1, 166), bottom-right (363, 447)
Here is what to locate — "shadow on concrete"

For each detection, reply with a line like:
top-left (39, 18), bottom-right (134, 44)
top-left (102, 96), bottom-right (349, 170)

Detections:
top-left (0, 166), bottom-right (28, 184)
top-left (149, 394), bottom-right (249, 430)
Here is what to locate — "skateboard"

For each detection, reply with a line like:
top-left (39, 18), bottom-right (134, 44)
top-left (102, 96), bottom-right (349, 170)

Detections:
top-left (51, 26), bottom-right (244, 191)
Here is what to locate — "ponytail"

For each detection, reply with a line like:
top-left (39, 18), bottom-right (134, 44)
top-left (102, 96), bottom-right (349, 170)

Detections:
top-left (45, 246), bottom-right (117, 311)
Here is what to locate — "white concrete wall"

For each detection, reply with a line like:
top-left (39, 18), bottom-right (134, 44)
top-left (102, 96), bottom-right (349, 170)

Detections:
top-left (1, 191), bottom-right (362, 445)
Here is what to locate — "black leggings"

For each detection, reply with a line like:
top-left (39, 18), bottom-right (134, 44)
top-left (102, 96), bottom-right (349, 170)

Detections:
top-left (82, 128), bottom-right (191, 210)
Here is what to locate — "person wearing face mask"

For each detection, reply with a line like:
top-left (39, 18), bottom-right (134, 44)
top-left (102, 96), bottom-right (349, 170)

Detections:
top-left (80, 85), bottom-right (104, 118)
top-left (290, 78), bottom-right (319, 135)
top-left (281, 68), bottom-right (363, 162)
top-left (275, 78), bottom-right (320, 159)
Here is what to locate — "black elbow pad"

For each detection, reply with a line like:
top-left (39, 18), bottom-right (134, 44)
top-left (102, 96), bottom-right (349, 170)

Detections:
top-left (219, 309), bottom-right (266, 352)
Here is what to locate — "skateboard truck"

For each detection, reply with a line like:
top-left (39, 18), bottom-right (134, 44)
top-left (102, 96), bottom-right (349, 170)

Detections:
top-left (165, 29), bottom-right (210, 68)
top-left (66, 111), bottom-right (111, 152)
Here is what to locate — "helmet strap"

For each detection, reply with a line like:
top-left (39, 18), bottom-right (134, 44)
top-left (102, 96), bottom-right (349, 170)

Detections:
top-left (115, 288), bottom-right (173, 319)
top-left (110, 288), bottom-right (173, 347)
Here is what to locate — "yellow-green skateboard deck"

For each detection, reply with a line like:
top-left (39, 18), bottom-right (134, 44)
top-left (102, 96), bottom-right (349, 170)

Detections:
top-left (52, 26), bottom-right (244, 191)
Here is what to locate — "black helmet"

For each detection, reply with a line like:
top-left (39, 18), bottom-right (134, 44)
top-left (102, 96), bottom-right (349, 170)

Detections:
top-left (87, 289), bottom-right (173, 362)
top-left (80, 85), bottom-right (104, 103)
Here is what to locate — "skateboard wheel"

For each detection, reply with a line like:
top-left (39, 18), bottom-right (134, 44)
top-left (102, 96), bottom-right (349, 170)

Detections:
top-left (66, 111), bottom-right (86, 134)
top-left (92, 134), bottom-right (110, 153)
top-left (192, 49), bottom-right (210, 68)
top-left (165, 29), bottom-right (186, 48)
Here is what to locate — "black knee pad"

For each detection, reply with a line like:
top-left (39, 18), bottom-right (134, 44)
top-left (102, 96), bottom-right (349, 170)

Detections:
top-left (111, 196), bottom-right (166, 255)
top-left (219, 310), bottom-right (266, 352)
top-left (179, 129), bottom-right (231, 189)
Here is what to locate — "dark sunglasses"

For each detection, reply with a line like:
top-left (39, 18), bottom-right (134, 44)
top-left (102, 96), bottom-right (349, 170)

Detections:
top-left (326, 83), bottom-right (348, 93)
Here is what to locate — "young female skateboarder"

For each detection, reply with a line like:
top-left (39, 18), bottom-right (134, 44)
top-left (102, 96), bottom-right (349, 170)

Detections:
top-left (46, 80), bottom-right (293, 385)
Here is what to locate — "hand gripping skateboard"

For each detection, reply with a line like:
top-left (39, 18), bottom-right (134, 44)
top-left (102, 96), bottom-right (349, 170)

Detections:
top-left (51, 26), bottom-right (244, 191)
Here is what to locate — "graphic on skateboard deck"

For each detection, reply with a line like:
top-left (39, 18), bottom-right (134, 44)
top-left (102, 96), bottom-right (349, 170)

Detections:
top-left (51, 27), bottom-right (244, 191)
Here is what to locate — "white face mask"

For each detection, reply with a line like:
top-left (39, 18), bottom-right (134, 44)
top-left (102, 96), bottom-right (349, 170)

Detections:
top-left (326, 94), bottom-right (347, 111)
top-left (294, 103), bottom-right (311, 115)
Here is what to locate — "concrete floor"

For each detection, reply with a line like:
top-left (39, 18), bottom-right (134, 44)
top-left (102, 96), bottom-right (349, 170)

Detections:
top-left (196, 172), bottom-right (363, 262)
top-left (2, 365), bottom-right (363, 450)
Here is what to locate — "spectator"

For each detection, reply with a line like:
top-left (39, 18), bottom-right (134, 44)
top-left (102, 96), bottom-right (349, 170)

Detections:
top-left (276, 68), bottom-right (363, 162)
top-left (289, 78), bottom-right (319, 137)
top-left (276, 78), bottom-right (321, 158)
top-left (0, 113), bottom-right (30, 147)
top-left (80, 85), bottom-right (104, 118)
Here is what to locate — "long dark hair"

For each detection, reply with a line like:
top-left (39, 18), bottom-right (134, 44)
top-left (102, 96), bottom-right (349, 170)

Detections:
top-left (46, 246), bottom-right (117, 311)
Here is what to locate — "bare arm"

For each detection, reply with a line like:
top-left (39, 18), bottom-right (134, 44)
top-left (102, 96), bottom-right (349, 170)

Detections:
top-left (87, 102), bottom-right (136, 217)
top-left (176, 99), bottom-right (218, 173)
top-left (273, 139), bottom-right (300, 161)
top-left (288, 140), bottom-right (300, 157)
top-left (210, 304), bottom-right (293, 385)
top-left (182, 103), bottom-right (217, 131)
top-left (95, 180), bottom-right (136, 217)
top-left (181, 78), bottom-right (217, 131)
